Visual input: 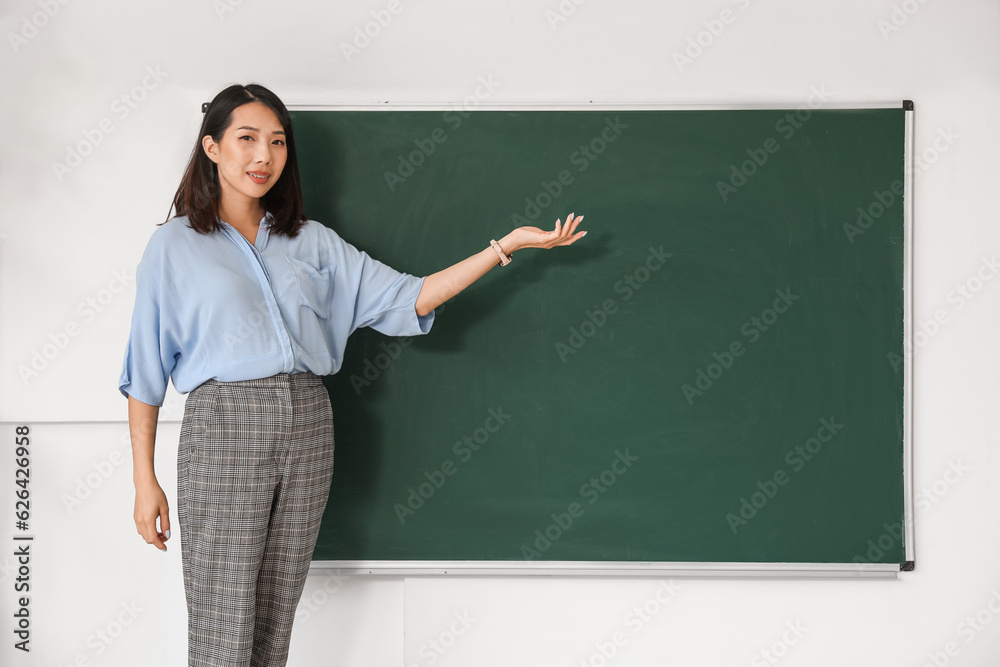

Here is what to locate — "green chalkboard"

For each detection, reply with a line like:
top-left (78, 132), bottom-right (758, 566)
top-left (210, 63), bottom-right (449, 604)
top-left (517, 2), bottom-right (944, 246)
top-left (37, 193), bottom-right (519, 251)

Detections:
top-left (290, 105), bottom-right (910, 569)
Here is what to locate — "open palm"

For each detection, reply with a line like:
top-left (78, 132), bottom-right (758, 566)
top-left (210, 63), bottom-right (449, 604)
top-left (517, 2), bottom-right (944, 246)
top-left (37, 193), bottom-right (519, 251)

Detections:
top-left (513, 213), bottom-right (586, 250)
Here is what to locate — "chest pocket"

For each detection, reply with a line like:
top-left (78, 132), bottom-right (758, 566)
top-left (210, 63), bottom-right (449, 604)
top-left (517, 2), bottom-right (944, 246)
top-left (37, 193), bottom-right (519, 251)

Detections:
top-left (286, 255), bottom-right (336, 319)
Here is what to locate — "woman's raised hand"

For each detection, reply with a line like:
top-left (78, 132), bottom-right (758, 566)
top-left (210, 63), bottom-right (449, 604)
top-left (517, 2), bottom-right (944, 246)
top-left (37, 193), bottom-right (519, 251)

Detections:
top-left (414, 212), bottom-right (588, 316)
top-left (508, 213), bottom-right (586, 251)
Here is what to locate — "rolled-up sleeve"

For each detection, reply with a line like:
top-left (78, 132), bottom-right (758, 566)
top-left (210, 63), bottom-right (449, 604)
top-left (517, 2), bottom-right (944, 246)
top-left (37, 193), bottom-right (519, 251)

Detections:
top-left (349, 247), bottom-right (435, 337)
top-left (118, 243), bottom-right (177, 406)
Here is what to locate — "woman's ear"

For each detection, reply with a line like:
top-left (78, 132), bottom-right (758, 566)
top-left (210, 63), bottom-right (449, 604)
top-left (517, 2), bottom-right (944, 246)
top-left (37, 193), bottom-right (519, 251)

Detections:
top-left (202, 135), bottom-right (219, 164)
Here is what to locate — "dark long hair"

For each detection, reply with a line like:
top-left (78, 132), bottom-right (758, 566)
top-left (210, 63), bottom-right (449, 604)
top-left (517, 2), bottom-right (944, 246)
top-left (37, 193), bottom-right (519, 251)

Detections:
top-left (162, 83), bottom-right (307, 237)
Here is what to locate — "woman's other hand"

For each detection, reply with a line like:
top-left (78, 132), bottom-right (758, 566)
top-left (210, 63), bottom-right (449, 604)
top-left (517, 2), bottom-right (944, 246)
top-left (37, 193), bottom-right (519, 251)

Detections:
top-left (134, 479), bottom-right (171, 551)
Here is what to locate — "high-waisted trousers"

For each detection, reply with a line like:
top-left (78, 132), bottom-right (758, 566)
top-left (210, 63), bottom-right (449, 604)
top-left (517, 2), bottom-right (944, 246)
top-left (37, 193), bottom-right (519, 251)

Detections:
top-left (177, 372), bottom-right (335, 667)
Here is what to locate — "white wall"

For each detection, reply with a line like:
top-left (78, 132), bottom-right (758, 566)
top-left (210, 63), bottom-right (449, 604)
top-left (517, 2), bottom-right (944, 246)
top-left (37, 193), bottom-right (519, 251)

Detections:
top-left (2, 0), bottom-right (999, 664)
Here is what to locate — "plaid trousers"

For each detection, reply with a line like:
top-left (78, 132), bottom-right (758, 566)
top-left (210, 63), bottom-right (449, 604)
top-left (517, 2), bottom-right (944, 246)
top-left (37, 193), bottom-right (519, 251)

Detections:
top-left (177, 372), bottom-right (335, 667)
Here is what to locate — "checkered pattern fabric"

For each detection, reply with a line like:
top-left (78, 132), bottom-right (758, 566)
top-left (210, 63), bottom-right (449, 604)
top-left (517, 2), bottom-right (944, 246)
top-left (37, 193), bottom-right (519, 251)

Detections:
top-left (177, 372), bottom-right (335, 667)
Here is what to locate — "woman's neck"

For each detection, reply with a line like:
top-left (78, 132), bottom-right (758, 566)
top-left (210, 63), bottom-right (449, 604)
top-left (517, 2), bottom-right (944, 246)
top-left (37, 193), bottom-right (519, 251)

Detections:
top-left (218, 197), bottom-right (265, 230)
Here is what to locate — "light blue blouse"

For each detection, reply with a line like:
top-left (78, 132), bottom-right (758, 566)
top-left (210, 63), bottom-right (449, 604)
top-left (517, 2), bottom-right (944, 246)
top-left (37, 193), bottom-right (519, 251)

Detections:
top-left (118, 213), bottom-right (434, 406)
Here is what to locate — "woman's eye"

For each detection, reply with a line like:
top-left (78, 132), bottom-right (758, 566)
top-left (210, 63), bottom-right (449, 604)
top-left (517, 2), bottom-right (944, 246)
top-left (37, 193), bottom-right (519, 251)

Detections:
top-left (239, 135), bottom-right (254, 141)
top-left (273, 139), bottom-right (285, 146)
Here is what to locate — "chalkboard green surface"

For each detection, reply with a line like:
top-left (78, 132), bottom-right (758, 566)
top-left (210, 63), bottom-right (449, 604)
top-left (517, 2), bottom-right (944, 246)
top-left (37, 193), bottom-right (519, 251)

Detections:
top-left (290, 106), bottom-right (908, 568)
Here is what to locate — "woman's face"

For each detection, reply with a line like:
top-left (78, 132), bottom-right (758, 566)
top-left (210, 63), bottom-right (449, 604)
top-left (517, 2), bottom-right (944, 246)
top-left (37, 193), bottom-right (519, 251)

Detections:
top-left (202, 102), bottom-right (288, 211)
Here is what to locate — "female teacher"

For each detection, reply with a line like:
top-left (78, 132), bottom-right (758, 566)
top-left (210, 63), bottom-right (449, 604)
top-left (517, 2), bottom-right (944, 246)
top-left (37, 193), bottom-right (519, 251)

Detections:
top-left (118, 83), bottom-right (585, 667)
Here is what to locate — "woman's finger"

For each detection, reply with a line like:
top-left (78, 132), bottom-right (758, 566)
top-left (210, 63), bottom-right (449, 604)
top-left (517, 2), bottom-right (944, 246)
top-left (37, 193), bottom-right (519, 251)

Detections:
top-left (557, 229), bottom-right (586, 247)
top-left (562, 214), bottom-right (581, 237)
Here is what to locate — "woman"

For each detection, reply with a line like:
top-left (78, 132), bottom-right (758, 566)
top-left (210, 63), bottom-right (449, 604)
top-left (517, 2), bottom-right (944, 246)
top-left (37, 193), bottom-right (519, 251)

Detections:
top-left (119, 83), bottom-right (585, 667)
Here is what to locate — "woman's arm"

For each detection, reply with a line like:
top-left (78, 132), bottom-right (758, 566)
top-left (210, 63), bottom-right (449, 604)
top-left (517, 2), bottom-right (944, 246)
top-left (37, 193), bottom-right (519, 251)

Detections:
top-left (414, 213), bottom-right (585, 316)
top-left (128, 395), bottom-right (171, 551)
